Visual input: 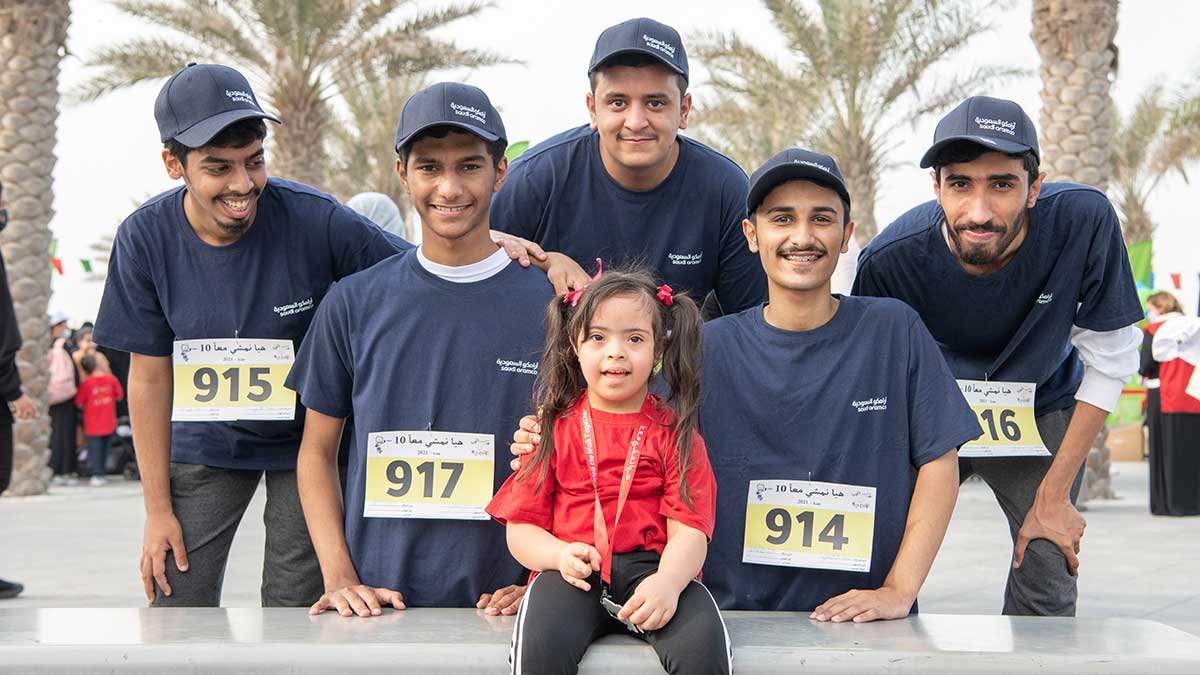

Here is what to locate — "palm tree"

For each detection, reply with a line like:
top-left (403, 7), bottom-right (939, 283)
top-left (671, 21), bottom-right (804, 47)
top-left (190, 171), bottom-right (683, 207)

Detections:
top-left (0, 0), bottom-right (70, 496)
top-left (77, 0), bottom-right (503, 189)
top-left (1111, 83), bottom-right (1200, 244)
top-left (326, 64), bottom-right (425, 239)
top-left (691, 0), bottom-right (1021, 244)
top-left (1031, 0), bottom-right (1119, 190)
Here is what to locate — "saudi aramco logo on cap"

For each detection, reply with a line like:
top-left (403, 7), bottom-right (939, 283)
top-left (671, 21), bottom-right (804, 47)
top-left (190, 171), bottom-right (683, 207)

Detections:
top-left (642, 34), bottom-right (676, 59)
top-left (974, 116), bottom-right (1017, 136)
top-left (450, 102), bottom-right (487, 124)
top-left (794, 159), bottom-right (832, 174)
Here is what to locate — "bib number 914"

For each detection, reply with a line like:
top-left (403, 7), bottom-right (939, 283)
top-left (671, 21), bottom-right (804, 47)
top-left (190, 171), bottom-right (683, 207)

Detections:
top-left (764, 508), bottom-right (850, 549)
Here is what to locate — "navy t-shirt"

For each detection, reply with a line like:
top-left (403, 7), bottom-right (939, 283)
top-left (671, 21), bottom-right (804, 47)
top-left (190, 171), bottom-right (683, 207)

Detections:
top-left (490, 125), bottom-right (766, 313)
top-left (699, 297), bottom-right (981, 611)
top-left (853, 183), bottom-right (1142, 415)
top-left (285, 252), bottom-right (554, 607)
top-left (93, 178), bottom-right (409, 470)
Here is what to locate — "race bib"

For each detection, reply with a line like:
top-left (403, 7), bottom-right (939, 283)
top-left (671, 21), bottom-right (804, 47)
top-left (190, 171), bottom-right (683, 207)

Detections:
top-left (171, 339), bottom-right (295, 422)
top-left (363, 431), bottom-right (495, 520)
top-left (742, 480), bottom-right (876, 573)
top-left (957, 380), bottom-right (1049, 458)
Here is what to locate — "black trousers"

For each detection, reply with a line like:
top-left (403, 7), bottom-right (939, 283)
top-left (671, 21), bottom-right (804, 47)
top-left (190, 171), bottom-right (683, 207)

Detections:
top-left (510, 550), bottom-right (732, 675)
top-left (47, 400), bottom-right (77, 476)
top-left (0, 422), bottom-right (12, 495)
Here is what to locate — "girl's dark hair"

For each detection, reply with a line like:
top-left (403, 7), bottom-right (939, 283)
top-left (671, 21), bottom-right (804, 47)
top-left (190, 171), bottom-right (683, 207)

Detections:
top-left (521, 267), bottom-right (704, 505)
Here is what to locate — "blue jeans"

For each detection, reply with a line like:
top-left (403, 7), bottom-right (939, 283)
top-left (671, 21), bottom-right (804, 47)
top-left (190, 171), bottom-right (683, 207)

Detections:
top-left (87, 434), bottom-right (111, 477)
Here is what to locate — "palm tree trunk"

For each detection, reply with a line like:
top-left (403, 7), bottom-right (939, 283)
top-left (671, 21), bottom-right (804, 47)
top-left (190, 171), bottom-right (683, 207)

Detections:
top-left (1032, 0), bottom-right (1119, 502)
top-left (830, 135), bottom-right (879, 246)
top-left (0, 0), bottom-right (70, 496)
top-left (1032, 0), bottom-right (1119, 191)
top-left (266, 76), bottom-right (331, 190)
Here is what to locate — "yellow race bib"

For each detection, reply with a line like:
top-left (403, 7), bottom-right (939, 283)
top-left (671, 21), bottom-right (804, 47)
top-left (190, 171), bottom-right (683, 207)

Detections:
top-left (171, 339), bottom-right (295, 422)
top-left (957, 380), bottom-right (1049, 457)
top-left (742, 480), bottom-right (876, 573)
top-left (363, 431), bottom-right (495, 520)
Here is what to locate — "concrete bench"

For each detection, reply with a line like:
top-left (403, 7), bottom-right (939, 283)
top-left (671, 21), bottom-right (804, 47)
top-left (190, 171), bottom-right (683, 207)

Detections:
top-left (2, 608), bottom-right (1198, 673)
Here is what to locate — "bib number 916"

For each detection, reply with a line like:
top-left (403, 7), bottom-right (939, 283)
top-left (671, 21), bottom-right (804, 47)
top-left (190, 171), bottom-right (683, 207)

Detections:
top-left (978, 408), bottom-right (1021, 442)
top-left (764, 508), bottom-right (849, 550)
top-left (192, 366), bottom-right (272, 403)
top-left (385, 460), bottom-right (464, 499)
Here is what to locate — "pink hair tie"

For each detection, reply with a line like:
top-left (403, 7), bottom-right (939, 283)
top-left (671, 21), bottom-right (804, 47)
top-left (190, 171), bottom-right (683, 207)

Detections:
top-left (562, 258), bottom-right (604, 308)
top-left (656, 284), bottom-right (674, 306)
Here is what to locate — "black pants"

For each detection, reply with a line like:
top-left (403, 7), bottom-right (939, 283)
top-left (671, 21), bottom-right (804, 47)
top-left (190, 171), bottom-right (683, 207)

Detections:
top-left (511, 550), bottom-right (731, 675)
top-left (47, 400), bottom-right (77, 476)
top-left (0, 422), bottom-right (12, 495)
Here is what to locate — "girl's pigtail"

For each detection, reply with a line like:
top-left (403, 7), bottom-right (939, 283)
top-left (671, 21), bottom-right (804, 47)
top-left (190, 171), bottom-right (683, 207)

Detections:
top-left (658, 290), bottom-right (703, 508)
top-left (522, 293), bottom-right (582, 491)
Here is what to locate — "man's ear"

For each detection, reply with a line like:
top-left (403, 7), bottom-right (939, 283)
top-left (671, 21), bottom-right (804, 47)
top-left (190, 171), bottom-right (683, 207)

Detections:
top-left (841, 220), bottom-right (856, 254)
top-left (1026, 171), bottom-right (1047, 208)
top-left (586, 91), bottom-right (598, 130)
top-left (163, 148), bottom-right (184, 180)
top-left (493, 156), bottom-right (509, 194)
top-left (678, 92), bottom-right (693, 130)
top-left (742, 216), bottom-right (759, 253)
top-left (396, 157), bottom-right (410, 191)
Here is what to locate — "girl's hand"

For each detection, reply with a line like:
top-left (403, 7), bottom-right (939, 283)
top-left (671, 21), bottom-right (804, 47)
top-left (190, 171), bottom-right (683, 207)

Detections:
top-left (618, 573), bottom-right (683, 631)
top-left (557, 542), bottom-right (601, 591)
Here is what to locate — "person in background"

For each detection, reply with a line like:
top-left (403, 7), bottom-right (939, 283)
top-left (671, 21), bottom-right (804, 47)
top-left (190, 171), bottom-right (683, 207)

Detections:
top-left (345, 192), bottom-right (407, 241)
top-left (72, 324), bottom-right (111, 377)
top-left (1, 178), bottom-right (38, 599)
top-left (75, 354), bottom-right (124, 486)
top-left (1147, 297), bottom-right (1200, 516)
top-left (1140, 291), bottom-right (1183, 514)
top-left (46, 311), bottom-right (79, 484)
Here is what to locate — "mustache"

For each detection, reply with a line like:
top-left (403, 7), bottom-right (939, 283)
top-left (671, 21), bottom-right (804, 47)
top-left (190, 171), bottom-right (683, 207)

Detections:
top-left (777, 245), bottom-right (828, 256)
top-left (952, 220), bottom-right (1005, 233)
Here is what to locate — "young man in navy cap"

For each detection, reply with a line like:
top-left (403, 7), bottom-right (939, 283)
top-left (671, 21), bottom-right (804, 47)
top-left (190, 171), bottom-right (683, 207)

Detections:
top-left (854, 96), bottom-right (1143, 616)
top-left (511, 149), bottom-right (979, 622)
top-left (490, 17), bottom-right (766, 316)
top-left (288, 82), bottom-right (554, 617)
top-left (93, 63), bottom-right (413, 607)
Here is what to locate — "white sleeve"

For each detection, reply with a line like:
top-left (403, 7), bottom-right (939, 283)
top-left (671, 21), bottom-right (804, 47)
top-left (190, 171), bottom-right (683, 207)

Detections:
top-left (1069, 324), bottom-right (1141, 412)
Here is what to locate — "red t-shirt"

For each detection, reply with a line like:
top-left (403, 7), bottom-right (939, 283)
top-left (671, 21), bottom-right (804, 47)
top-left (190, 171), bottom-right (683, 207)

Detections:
top-left (74, 373), bottom-right (124, 437)
top-left (487, 394), bottom-right (717, 564)
top-left (1147, 320), bottom-right (1200, 414)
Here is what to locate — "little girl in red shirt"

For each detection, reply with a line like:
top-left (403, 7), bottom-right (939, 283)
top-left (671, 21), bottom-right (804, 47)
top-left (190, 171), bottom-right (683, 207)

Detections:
top-left (487, 268), bottom-right (729, 675)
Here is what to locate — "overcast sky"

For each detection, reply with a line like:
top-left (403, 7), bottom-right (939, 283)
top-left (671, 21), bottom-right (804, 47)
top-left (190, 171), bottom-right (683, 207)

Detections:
top-left (45, 0), bottom-right (1200, 321)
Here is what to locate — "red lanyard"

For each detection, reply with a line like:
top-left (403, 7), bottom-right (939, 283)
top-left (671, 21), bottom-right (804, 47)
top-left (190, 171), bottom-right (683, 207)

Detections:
top-left (580, 400), bottom-right (647, 584)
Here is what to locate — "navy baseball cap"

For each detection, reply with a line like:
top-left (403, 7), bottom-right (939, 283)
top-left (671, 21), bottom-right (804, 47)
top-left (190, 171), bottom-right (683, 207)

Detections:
top-left (394, 82), bottom-right (506, 153)
top-left (747, 148), bottom-right (852, 219)
top-left (919, 96), bottom-right (1039, 168)
top-left (154, 63), bottom-right (280, 148)
top-left (588, 17), bottom-right (688, 82)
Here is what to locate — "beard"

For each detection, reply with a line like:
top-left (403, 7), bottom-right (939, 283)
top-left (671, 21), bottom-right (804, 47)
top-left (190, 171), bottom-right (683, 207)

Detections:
top-left (946, 208), bottom-right (1027, 267)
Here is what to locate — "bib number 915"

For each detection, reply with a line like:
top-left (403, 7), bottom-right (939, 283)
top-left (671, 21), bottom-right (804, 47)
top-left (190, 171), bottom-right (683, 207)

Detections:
top-left (192, 366), bottom-right (272, 403)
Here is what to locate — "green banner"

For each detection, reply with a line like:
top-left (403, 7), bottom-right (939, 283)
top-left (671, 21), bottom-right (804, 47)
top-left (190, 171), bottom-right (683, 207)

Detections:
top-left (1128, 240), bottom-right (1152, 287)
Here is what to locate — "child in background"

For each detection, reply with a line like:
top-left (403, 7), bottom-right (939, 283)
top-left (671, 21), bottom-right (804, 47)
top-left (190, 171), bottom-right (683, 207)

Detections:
top-left (75, 354), bottom-right (124, 486)
top-left (487, 268), bottom-right (731, 675)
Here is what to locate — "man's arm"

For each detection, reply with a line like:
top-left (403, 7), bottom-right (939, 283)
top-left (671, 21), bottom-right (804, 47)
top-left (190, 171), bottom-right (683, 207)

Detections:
top-left (129, 353), bottom-right (187, 603)
top-left (812, 449), bottom-right (959, 622)
top-left (298, 408), bottom-right (405, 617)
top-left (1014, 324), bottom-right (1140, 574)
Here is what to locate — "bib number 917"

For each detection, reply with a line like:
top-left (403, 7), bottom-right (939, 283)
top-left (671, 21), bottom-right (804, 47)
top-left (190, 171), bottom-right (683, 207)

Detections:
top-left (764, 508), bottom-right (849, 550)
top-left (192, 366), bottom-right (272, 403)
top-left (385, 460), bottom-right (464, 499)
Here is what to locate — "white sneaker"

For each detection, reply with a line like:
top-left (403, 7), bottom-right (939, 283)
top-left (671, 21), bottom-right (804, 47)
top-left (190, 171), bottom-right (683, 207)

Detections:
top-left (89, 476), bottom-right (107, 487)
top-left (51, 475), bottom-right (68, 486)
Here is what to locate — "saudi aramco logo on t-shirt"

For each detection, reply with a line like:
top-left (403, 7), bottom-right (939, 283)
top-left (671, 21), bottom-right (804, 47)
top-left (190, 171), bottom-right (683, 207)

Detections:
top-left (496, 358), bottom-right (538, 376)
top-left (851, 397), bottom-right (887, 413)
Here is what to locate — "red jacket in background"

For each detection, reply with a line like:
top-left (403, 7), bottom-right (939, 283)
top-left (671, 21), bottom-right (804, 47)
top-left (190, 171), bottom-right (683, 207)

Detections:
top-left (1147, 320), bottom-right (1200, 414)
top-left (75, 373), bottom-right (124, 437)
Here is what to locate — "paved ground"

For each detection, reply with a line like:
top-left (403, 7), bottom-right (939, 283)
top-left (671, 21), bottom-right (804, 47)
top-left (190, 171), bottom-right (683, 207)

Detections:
top-left (1, 461), bottom-right (1197, 637)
